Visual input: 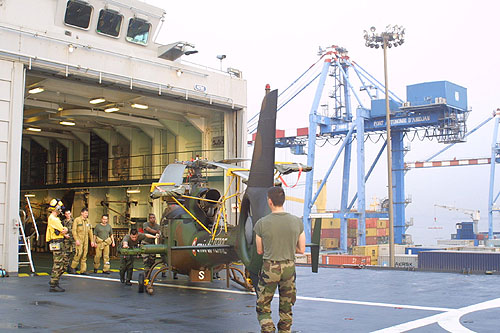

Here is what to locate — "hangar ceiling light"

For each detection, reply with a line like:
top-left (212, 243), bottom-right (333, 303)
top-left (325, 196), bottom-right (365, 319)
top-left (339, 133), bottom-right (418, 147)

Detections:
top-left (28, 87), bottom-right (44, 94)
top-left (59, 120), bottom-right (76, 126)
top-left (104, 106), bottom-right (120, 113)
top-left (89, 97), bottom-right (106, 104)
top-left (131, 103), bottom-right (148, 110)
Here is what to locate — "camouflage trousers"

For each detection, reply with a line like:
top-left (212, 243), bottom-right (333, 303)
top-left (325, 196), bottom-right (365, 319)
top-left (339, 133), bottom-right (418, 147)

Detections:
top-left (256, 259), bottom-right (296, 333)
top-left (62, 240), bottom-right (74, 271)
top-left (50, 247), bottom-right (65, 287)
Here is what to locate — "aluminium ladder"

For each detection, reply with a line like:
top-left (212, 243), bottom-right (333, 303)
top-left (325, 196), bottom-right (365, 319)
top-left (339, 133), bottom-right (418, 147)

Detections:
top-left (18, 196), bottom-right (39, 274)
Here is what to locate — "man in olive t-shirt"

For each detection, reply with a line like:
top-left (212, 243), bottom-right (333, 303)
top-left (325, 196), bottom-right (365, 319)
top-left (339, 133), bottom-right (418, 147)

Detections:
top-left (93, 214), bottom-right (114, 274)
top-left (119, 229), bottom-right (158, 285)
top-left (142, 213), bottom-right (161, 272)
top-left (254, 186), bottom-right (305, 333)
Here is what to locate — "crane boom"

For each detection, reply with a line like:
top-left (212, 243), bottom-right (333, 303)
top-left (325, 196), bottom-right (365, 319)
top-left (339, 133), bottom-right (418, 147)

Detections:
top-left (434, 204), bottom-right (480, 222)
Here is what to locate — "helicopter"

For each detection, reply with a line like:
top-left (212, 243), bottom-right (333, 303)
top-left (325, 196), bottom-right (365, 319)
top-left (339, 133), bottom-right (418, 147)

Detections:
top-left (119, 89), bottom-right (321, 294)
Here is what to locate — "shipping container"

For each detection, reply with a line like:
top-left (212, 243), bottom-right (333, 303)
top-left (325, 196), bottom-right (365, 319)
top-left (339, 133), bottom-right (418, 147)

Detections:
top-left (486, 239), bottom-right (500, 247)
top-left (377, 219), bottom-right (388, 229)
top-left (405, 247), bottom-right (440, 255)
top-left (296, 254), bottom-right (308, 264)
top-left (321, 238), bottom-right (339, 249)
top-left (378, 254), bottom-right (418, 268)
top-left (325, 255), bottom-right (371, 266)
top-left (376, 228), bottom-right (387, 237)
top-left (348, 219), bottom-right (357, 229)
top-left (366, 236), bottom-right (378, 245)
top-left (348, 229), bottom-right (357, 238)
top-left (378, 244), bottom-right (406, 256)
top-left (437, 239), bottom-right (475, 247)
top-left (352, 245), bottom-right (378, 265)
top-left (321, 228), bottom-right (340, 238)
top-left (366, 228), bottom-right (377, 237)
top-left (419, 251), bottom-right (500, 272)
top-left (304, 253), bottom-right (323, 265)
top-left (377, 236), bottom-right (389, 244)
top-left (313, 218), bottom-right (341, 229)
top-left (459, 246), bottom-right (500, 253)
top-left (366, 219), bottom-right (377, 229)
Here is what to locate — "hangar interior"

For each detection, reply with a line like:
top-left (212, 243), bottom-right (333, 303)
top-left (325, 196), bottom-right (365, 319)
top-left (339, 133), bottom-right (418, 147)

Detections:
top-left (0, 0), bottom-right (247, 271)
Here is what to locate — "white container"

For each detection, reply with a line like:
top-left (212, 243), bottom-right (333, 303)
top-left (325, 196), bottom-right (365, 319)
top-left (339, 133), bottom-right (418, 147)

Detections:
top-left (437, 239), bottom-right (475, 247)
top-left (486, 239), bottom-right (500, 247)
top-left (378, 254), bottom-right (418, 268)
top-left (378, 244), bottom-right (407, 256)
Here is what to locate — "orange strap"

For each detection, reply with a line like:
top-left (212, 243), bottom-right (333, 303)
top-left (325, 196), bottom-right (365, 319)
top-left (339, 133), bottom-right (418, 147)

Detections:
top-left (278, 165), bottom-right (302, 188)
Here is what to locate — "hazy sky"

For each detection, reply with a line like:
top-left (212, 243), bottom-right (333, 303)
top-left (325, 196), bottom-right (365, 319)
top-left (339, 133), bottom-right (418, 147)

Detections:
top-left (143, 0), bottom-right (500, 245)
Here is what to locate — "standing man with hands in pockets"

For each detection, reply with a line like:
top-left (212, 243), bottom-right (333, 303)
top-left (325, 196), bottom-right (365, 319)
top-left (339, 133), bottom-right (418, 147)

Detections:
top-left (70, 208), bottom-right (95, 275)
top-left (93, 214), bottom-right (115, 274)
top-left (254, 186), bottom-right (305, 333)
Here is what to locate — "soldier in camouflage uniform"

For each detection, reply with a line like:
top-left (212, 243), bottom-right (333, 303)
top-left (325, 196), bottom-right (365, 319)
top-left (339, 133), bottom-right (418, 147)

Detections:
top-left (254, 187), bottom-right (306, 333)
top-left (62, 209), bottom-right (75, 273)
top-left (46, 199), bottom-right (68, 292)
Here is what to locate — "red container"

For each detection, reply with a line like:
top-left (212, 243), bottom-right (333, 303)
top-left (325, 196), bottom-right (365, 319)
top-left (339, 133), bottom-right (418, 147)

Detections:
top-left (348, 219), bottom-right (357, 229)
top-left (297, 127), bottom-right (309, 136)
top-left (366, 236), bottom-right (378, 245)
top-left (376, 229), bottom-right (387, 237)
top-left (321, 228), bottom-right (340, 238)
top-left (366, 218), bottom-right (377, 228)
top-left (326, 255), bottom-right (371, 266)
top-left (477, 234), bottom-right (485, 240)
top-left (276, 129), bottom-right (285, 138)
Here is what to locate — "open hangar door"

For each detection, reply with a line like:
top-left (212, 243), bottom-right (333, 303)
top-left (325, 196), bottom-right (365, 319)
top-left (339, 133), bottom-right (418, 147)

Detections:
top-left (17, 68), bottom-right (240, 273)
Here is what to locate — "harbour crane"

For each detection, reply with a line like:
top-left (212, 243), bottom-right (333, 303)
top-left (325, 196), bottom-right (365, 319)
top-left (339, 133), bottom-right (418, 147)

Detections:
top-left (434, 204), bottom-right (480, 222)
top-left (434, 204), bottom-right (480, 233)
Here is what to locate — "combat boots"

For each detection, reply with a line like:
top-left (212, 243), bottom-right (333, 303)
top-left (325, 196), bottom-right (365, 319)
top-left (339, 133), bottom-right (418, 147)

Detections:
top-left (49, 284), bottom-right (65, 292)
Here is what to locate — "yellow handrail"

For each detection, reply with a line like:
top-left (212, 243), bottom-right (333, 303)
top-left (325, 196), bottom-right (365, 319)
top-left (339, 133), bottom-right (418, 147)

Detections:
top-left (171, 197), bottom-right (212, 235)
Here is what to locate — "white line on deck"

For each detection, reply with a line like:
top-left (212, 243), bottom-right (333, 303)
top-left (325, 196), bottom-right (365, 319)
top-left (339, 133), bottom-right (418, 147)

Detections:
top-left (66, 274), bottom-right (451, 312)
top-left (372, 297), bottom-right (500, 333)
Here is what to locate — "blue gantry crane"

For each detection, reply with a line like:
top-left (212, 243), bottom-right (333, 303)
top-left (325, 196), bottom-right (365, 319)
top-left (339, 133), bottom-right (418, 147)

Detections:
top-left (248, 45), bottom-right (498, 251)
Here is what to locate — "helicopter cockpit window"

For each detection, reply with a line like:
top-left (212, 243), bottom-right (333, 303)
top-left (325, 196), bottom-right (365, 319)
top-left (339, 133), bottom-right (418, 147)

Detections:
top-left (96, 9), bottom-right (123, 38)
top-left (126, 18), bottom-right (151, 45)
top-left (64, 0), bottom-right (93, 30)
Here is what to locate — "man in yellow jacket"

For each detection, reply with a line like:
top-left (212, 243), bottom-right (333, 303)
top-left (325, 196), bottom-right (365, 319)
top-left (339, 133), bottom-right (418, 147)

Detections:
top-left (70, 207), bottom-right (95, 274)
top-left (46, 199), bottom-right (68, 292)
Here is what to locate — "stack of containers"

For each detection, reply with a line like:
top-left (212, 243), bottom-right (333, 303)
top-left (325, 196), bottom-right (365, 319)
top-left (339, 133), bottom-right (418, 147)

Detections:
top-left (312, 216), bottom-right (391, 250)
top-left (314, 218), bottom-right (341, 249)
top-left (377, 219), bottom-right (389, 244)
top-left (348, 218), bottom-right (357, 246)
top-left (365, 218), bottom-right (378, 245)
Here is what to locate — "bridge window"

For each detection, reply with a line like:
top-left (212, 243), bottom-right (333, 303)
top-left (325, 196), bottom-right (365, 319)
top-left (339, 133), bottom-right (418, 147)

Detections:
top-left (64, 0), bottom-right (93, 30)
top-left (96, 9), bottom-right (123, 37)
top-left (126, 18), bottom-right (151, 45)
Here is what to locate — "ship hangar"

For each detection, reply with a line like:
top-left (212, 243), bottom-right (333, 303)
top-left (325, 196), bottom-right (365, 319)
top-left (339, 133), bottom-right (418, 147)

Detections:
top-left (0, 0), bottom-right (247, 273)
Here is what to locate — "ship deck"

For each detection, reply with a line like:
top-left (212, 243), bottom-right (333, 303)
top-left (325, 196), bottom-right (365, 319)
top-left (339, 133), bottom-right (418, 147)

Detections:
top-left (1, 264), bottom-right (499, 332)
